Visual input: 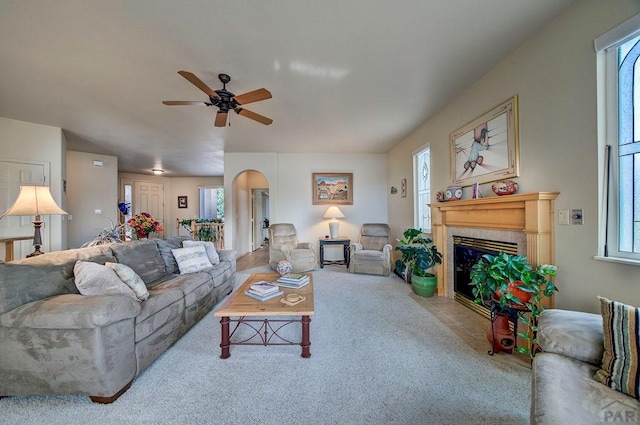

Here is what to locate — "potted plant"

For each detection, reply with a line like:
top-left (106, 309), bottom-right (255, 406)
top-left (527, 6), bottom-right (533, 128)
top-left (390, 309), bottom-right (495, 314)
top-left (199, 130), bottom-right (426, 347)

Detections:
top-left (81, 218), bottom-right (127, 247)
top-left (395, 228), bottom-right (443, 297)
top-left (469, 251), bottom-right (558, 357)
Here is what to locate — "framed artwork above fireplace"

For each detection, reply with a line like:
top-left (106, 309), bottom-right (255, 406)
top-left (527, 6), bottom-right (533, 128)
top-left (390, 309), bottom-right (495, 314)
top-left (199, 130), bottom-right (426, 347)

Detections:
top-left (450, 96), bottom-right (520, 187)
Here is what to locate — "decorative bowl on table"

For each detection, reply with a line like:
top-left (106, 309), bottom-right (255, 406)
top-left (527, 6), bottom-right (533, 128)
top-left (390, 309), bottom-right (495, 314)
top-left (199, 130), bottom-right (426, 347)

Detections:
top-left (276, 260), bottom-right (293, 276)
top-left (491, 180), bottom-right (518, 196)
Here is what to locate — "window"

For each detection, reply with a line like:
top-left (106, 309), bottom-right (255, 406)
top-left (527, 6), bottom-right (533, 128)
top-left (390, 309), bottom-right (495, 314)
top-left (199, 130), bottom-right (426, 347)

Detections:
top-left (199, 188), bottom-right (224, 219)
top-left (414, 146), bottom-right (431, 232)
top-left (596, 15), bottom-right (640, 263)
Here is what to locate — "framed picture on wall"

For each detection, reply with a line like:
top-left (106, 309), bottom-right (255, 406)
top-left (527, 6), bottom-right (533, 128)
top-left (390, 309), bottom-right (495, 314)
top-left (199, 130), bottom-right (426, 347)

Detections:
top-left (178, 196), bottom-right (188, 208)
top-left (450, 96), bottom-right (520, 187)
top-left (312, 173), bottom-right (353, 205)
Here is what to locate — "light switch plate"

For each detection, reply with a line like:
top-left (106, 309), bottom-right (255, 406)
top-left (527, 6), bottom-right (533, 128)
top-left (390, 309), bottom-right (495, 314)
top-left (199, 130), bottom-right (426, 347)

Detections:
top-left (559, 209), bottom-right (570, 225)
top-left (571, 209), bottom-right (584, 225)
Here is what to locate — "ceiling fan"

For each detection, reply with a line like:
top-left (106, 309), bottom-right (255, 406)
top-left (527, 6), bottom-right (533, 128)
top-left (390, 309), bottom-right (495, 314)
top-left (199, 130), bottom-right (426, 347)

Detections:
top-left (163, 71), bottom-right (273, 127)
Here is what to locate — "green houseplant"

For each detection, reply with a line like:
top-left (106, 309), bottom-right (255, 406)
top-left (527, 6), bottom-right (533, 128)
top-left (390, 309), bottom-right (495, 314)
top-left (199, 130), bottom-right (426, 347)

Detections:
top-left (469, 251), bottom-right (558, 357)
top-left (395, 228), bottom-right (443, 297)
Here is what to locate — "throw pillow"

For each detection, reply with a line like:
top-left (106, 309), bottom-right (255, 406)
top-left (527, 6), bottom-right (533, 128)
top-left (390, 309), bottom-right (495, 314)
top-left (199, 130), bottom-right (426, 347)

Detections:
top-left (182, 240), bottom-right (220, 265)
top-left (171, 245), bottom-right (214, 274)
top-left (73, 261), bottom-right (139, 301)
top-left (594, 296), bottom-right (640, 400)
top-left (105, 262), bottom-right (149, 301)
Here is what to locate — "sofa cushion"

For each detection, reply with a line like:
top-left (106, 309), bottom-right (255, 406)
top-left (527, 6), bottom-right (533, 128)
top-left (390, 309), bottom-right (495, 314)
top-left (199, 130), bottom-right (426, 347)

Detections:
top-left (0, 263), bottom-right (72, 314)
top-left (105, 262), bottom-right (149, 301)
top-left (11, 244), bottom-right (116, 280)
top-left (204, 261), bottom-right (233, 288)
top-left (182, 240), bottom-right (220, 265)
top-left (595, 297), bottom-right (640, 400)
top-left (74, 261), bottom-right (139, 301)
top-left (172, 245), bottom-right (213, 274)
top-left (0, 244), bottom-right (116, 314)
top-left (531, 352), bottom-right (638, 425)
top-left (537, 309), bottom-right (604, 365)
top-left (110, 240), bottom-right (167, 286)
top-left (135, 287), bottom-right (184, 342)
top-left (0, 293), bottom-right (141, 329)
top-left (151, 272), bottom-right (213, 308)
top-left (153, 236), bottom-right (192, 275)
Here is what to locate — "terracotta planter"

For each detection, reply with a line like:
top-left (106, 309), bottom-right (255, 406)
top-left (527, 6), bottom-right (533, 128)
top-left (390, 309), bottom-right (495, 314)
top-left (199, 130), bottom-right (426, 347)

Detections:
top-left (495, 280), bottom-right (531, 305)
top-left (487, 314), bottom-right (515, 354)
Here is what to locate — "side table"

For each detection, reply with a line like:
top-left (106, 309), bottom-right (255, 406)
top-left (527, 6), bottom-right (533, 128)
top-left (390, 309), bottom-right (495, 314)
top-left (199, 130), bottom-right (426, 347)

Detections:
top-left (319, 238), bottom-right (350, 268)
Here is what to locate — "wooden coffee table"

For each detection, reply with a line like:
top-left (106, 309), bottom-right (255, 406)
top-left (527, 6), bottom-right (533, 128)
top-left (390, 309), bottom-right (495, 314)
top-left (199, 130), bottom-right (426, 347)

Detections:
top-left (213, 272), bottom-right (314, 358)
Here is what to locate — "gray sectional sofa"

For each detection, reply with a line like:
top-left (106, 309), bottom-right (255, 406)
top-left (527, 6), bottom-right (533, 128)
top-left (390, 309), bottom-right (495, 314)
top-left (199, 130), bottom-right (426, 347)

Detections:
top-left (531, 309), bottom-right (640, 424)
top-left (0, 237), bottom-right (236, 403)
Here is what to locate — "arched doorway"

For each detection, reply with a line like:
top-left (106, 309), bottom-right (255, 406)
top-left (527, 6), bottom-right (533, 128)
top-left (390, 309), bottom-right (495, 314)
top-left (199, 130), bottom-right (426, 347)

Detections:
top-left (231, 170), bottom-right (269, 257)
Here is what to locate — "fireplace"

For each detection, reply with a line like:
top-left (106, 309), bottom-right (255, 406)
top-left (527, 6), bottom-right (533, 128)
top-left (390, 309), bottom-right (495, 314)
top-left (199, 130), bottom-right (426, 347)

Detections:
top-left (430, 192), bottom-right (559, 311)
top-left (453, 236), bottom-right (517, 317)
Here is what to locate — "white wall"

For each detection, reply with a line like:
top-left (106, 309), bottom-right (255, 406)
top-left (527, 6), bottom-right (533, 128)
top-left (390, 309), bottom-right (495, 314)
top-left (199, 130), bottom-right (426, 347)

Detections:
top-left (66, 151), bottom-right (118, 248)
top-left (172, 176), bottom-right (224, 237)
top-left (225, 153), bottom-right (388, 259)
top-left (0, 117), bottom-right (66, 252)
top-left (119, 172), bottom-right (223, 238)
top-left (387, 1), bottom-right (640, 313)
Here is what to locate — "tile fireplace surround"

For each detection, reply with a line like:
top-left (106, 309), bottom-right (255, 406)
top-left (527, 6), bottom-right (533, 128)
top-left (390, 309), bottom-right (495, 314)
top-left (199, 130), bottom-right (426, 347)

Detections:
top-left (431, 192), bottom-right (559, 307)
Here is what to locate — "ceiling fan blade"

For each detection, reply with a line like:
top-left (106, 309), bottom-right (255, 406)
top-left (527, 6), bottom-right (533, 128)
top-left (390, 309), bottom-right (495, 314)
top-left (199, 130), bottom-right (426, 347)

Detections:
top-left (177, 71), bottom-right (219, 98)
top-left (215, 111), bottom-right (228, 127)
top-left (232, 88), bottom-right (272, 105)
top-left (236, 108), bottom-right (273, 125)
top-left (162, 101), bottom-right (208, 106)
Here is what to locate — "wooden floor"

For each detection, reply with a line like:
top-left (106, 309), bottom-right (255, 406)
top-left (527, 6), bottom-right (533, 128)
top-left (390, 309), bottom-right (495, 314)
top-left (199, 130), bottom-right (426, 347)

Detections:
top-left (236, 247), bottom-right (530, 368)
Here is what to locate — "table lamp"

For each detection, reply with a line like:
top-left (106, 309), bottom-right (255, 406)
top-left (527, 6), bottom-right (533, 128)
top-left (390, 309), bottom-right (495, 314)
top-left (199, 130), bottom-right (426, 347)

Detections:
top-left (322, 206), bottom-right (345, 239)
top-left (0, 185), bottom-right (68, 257)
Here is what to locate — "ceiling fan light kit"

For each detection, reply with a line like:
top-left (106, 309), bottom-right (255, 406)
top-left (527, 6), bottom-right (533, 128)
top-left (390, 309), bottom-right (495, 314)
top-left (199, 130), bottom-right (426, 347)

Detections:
top-left (163, 71), bottom-right (273, 127)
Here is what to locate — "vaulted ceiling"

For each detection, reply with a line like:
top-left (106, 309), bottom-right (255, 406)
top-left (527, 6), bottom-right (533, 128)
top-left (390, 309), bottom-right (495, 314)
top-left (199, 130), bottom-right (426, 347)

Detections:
top-left (0, 0), bottom-right (575, 176)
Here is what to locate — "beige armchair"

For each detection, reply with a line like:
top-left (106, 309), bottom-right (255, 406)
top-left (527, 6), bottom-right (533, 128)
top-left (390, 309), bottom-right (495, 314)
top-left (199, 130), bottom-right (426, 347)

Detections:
top-left (268, 223), bottom-right (317, 273)
top-left (349, 223), bottom-right (392, 275)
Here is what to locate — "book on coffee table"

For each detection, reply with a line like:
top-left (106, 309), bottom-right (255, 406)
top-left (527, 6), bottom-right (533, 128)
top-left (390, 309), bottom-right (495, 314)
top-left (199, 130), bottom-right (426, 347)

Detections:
top-left (249, 281), bottom-right (280, 295)
top-left (244, 289), bottom-right (284, 302)
top-left (275, 279), bottom-right (309, 289)
top-left (276, 274), bottom-right (310, 288)
top-left (278, 273), bottom-right (307, 282)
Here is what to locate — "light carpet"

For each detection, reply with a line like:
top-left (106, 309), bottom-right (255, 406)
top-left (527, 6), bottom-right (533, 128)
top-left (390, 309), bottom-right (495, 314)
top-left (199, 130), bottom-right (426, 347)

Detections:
top-left (0, 266), bottom-right (532, 425)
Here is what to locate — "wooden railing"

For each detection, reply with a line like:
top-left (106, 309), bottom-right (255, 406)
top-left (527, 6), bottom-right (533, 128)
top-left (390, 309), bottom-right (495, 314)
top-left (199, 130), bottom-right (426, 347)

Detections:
top-left (176, 219), bottom-right (224, 250)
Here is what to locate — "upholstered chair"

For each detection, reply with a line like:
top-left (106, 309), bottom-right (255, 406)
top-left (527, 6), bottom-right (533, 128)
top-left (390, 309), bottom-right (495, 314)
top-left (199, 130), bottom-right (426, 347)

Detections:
top-left (268, 223), bottom-right (317, 273)
top-left (349, 223), bottom-right (392, 276)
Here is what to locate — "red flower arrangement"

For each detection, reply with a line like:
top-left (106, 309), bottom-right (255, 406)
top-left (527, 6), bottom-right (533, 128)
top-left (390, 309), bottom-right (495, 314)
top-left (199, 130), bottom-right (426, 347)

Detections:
top-left (128, 212), bottom-right (164, 239)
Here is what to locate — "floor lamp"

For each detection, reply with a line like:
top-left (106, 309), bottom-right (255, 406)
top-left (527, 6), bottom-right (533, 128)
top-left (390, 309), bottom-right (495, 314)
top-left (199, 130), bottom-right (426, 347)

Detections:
top-left (323, 206), bottom-right (345, 239)
top-left (0, 185), bottom-right (68, 257)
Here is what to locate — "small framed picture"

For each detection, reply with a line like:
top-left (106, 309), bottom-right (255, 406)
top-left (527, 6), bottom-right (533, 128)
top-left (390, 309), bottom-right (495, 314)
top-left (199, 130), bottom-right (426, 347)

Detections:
top-left (178, 196), bottom-right (188, 208)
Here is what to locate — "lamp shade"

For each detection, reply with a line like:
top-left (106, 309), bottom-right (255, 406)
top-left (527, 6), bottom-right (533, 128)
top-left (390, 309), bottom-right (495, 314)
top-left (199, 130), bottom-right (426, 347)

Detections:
top-left (1, 185), bottom-right (67, 218)
top-left (322, 206), bottom-right (345, 219)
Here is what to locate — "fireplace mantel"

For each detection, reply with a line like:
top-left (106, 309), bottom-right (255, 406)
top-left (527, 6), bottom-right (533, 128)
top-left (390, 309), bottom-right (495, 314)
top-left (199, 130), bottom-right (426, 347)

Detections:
top-left (431, 192), bottom-right (559, 299)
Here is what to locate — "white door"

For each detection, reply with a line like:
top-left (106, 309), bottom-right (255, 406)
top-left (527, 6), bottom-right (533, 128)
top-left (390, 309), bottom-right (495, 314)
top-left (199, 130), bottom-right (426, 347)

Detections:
top-left (0, 161), bottom-right (46, 259)
top-left (133, 180), bottom-right (165, 237)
